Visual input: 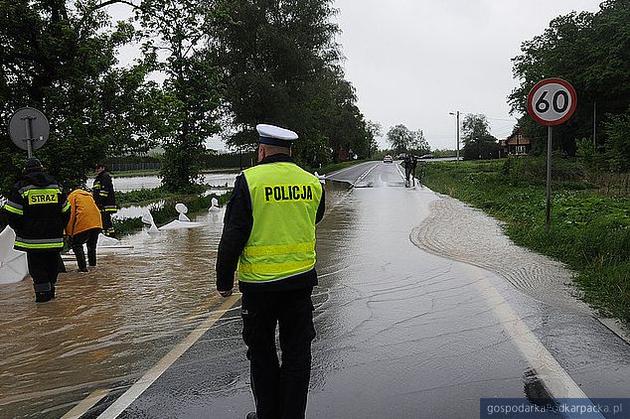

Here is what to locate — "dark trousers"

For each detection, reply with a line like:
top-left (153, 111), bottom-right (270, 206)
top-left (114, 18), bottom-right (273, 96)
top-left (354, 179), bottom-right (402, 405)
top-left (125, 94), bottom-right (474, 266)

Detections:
top-left (71, 228), bottom-right (101, 271)
top-left (27, 252), bottom-right (60, 293)
top-left (242, 287), bottom-right (316, 419)
top-left (101, 211), bottom-right (113, 231)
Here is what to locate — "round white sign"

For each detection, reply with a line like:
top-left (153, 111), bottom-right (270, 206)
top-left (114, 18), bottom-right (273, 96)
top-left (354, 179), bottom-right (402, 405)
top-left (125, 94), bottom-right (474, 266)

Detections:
top-left (527, 78), bottom-right (577, 126)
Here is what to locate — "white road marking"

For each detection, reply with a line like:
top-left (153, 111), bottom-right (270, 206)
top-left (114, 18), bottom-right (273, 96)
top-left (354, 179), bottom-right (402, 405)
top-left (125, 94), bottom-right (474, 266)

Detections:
top-left (60, 388), bottom-right (110, 419)
top-left (394, 163), bottom-right (406, 180)
top-left (465, 265), bottom-right (603, 415)
top-left (96, 295), bottom-right (241, 419)
top-left (354, 163), bottom-right (380, 186)
top-left (326, 161), bottom-right (377, 178)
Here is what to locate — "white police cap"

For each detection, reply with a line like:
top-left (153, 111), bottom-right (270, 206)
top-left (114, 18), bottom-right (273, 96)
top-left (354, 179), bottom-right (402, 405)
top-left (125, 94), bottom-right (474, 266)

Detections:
top-left (256, 124), bottom-right (298, 147)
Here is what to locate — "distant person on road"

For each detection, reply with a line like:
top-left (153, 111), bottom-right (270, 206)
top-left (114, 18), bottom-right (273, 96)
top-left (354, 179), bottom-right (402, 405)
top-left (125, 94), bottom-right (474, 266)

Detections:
top-left (216, 124), bottom-right (325, 419)
top-left (402, 154), bottom-right (417, 187)
top-left (1, 158), bottom-right (70, 302)
top-left (66, 186), bottom-right (103, 272)
top-left (92, 163), bottom-right (117, 236)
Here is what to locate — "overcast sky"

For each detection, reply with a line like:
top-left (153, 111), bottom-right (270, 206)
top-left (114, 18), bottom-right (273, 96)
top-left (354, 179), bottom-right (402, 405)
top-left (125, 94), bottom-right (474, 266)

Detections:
top-left (334, 0), bottom-right (602, 150)
top-left (110, 0), bottom-right (602, 151)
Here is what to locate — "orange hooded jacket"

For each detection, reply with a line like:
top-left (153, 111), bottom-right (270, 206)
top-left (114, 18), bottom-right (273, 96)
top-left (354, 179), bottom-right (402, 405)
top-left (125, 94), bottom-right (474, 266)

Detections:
top-left (66, 189), bottom-right (103, 236)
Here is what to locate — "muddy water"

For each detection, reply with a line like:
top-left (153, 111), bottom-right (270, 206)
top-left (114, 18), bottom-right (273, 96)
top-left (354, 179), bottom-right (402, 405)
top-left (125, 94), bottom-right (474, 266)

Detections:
top-left (109, 173), bottom-right (237, 192)
top-left (0, 211), bottom-right (227, 417)
top-left (0, 181), bottom-right (347, 418)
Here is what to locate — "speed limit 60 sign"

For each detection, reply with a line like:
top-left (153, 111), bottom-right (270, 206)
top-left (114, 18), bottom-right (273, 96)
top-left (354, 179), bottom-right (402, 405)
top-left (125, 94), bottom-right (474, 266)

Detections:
top-left (527, 78), bottom-right (577, 126)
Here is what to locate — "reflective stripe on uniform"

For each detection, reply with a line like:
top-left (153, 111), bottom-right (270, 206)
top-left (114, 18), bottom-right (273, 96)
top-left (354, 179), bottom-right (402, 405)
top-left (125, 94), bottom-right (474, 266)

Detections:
top-left (18, 184), bottom-right (60, 195)
top-left (62, 200), bottom-right (71, 213)
top-left (103, 205), bottom-right (118, 212)
top-left (21, 187), bottom-right (62, 198)
top-left (3, 201), bottom-right (24, 215)
top-left (242, 241), bottom-right (315, 258)
top-left (15, 238), bottom-right (64, 249)
top-left (238, 260), bottom-right (316, 276)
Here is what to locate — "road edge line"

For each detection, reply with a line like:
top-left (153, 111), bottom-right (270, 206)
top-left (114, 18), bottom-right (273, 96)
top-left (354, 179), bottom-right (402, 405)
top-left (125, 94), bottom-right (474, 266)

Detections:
top-left (598, 318), bottom-right (630, 346)
top-left (96, 295), bottom-right (241, 419)
top-left (60, 388), bottom-right (110, 419)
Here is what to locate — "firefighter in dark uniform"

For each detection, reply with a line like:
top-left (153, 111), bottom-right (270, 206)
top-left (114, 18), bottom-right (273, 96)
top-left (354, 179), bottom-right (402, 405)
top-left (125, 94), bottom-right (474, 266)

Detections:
top-left (216, 124), bottom-right (325, 419)
top-left (1, 158), bottom-right (70, 302)
top-left (92, 163), bottom-right (117, 235)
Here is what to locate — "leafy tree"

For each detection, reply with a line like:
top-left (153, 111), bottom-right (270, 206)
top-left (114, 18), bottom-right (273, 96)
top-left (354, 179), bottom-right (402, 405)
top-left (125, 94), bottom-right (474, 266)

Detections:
top-left (365, 121), bottom-right (382, 157)
top-left (409, 129), bottom-right (430, 155)
top-left (603, 108), bottom-right (630, 172)
top-left (386, 124), bottom-right (430, 155)
top-left (0, 0), bottom-right (153, 194)
top-left (386, 124), bottom-right (414, 154)
top-left (132, 0), bottom-right (221, 192)
top-left (509, 0), bottom-right (630, 156)
top-left (209, 0), bottom-right (374, 166)
top-left (461, 114), bottom-right (499, 160)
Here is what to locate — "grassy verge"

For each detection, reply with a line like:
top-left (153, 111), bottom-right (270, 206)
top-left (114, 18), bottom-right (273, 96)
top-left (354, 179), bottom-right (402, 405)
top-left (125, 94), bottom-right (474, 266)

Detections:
top-left (423, 159), bottom-right (630, 324)
top-left (113, 190), bottom-right (231, 236)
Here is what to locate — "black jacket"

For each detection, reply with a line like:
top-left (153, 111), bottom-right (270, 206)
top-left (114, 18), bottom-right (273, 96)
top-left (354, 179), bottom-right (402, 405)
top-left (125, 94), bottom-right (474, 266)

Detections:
top-left (93, 171), bottom-right (117, 211)
top-left (216, 154), bottom-right (325, 293)
top-left (2, 170), bottom-right (70, 253)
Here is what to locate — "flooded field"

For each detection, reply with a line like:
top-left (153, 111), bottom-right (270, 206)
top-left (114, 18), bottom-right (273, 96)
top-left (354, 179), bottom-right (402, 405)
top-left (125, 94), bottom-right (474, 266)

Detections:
top-left (92, 173), bottom-right (238, 193)
top-left (0, 181), bottom-right (348, 418)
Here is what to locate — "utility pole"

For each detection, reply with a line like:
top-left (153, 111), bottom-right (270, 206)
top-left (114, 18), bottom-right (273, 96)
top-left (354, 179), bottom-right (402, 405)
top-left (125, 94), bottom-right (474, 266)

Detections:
top-left (449, 111), bottom-right (460, 161)
top-left (456, 110), bottom-right (460, 162)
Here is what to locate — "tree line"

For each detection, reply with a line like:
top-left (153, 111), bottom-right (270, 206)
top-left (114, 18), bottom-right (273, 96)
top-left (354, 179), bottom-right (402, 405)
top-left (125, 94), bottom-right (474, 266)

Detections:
top-left (0, 0), bottom-right (378, 193)
top-left (509, 0), bottom-right (629, 169)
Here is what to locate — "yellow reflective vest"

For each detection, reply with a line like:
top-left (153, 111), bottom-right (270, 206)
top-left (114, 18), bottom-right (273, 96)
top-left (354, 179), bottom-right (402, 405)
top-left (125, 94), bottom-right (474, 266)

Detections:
top-left (238, 162), bottom-right (323, 283)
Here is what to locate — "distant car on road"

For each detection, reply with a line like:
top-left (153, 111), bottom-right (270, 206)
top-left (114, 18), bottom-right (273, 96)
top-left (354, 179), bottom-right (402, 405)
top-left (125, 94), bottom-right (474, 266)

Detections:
top-left (420, 154), bottom-right (434, 159)
top-left (383, 155), bottom-right (393, 163)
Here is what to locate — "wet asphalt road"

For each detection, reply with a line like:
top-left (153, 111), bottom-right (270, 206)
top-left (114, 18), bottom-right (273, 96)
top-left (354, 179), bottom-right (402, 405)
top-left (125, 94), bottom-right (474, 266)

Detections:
top-left (58, 162), bottom-right (630, 417)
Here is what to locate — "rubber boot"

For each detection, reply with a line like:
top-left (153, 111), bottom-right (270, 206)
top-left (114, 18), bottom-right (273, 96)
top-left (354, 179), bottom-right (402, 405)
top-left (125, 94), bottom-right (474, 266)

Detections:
top-left (88, 247), bottom-right (97, 267)
top-left (73, 244), bottom-right (88, 272)
top-left (34, 283), bottom-right (53, 303)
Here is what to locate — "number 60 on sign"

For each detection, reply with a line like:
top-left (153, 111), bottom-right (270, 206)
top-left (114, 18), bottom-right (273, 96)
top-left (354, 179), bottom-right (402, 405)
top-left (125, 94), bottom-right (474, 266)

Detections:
top-left (527, 78), bottom-right (577, 126)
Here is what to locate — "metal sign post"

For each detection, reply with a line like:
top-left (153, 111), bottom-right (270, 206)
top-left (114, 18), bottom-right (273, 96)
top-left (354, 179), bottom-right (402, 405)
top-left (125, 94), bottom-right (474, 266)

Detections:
top-left (546, 126), bottom-right (552, 230)
top-left (527, 78), bottom-right (578, 231)
top-left (8, 107), bottom-right (50, 157)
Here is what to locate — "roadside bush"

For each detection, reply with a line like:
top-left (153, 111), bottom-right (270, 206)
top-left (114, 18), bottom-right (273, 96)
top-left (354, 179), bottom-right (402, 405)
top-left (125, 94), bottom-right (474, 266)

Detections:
top-left (603, 109), bottom-right (630, 173)
top-left (502, 155), bottom-right (585, 185)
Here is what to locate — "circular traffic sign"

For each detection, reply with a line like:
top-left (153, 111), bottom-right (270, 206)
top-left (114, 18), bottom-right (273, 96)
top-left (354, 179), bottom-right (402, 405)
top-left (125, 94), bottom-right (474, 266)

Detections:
top-left (527, 78), bottom-right (577, 126)
top-left (8, 107), bottom-right (50, 151)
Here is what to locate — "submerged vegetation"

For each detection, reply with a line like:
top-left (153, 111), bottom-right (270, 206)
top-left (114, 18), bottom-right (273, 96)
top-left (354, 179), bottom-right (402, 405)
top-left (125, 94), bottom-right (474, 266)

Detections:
top-left (423, 159), bottom-right (630, 324)
top-left (113, 188), bottom-right (231, 237)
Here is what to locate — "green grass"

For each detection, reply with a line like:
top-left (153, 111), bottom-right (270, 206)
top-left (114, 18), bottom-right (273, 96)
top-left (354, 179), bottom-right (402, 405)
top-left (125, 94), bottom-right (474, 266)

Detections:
top-left (423, 159), bottom-right (630, 324)
top-left (116, 185), bottom-right (209, 207)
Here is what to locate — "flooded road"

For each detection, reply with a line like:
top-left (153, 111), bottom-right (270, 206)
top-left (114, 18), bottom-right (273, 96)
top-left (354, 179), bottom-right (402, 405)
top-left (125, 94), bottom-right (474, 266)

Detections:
top-left (0, 211), bottom-right (229, 417)
top-left (2, 162), bottom-right (629, 418)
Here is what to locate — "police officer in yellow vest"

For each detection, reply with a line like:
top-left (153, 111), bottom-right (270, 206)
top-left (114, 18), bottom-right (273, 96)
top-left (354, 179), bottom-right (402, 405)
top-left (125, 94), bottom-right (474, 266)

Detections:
top-left (216, 124), bottom-right (325, 419)
top-left (1, 158), bottom-right (70, 302)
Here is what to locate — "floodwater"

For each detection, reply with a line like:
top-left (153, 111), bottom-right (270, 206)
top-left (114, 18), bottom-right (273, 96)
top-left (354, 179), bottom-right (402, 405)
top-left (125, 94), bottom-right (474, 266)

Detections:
top-left (91, 173), bottom-right (238, 193)
top-left (0, 213), bottom-right (225, 417)
top-left (2, 162), bottom-right (629, 418)
top-left (0, 182), bottom-right (348, 418)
